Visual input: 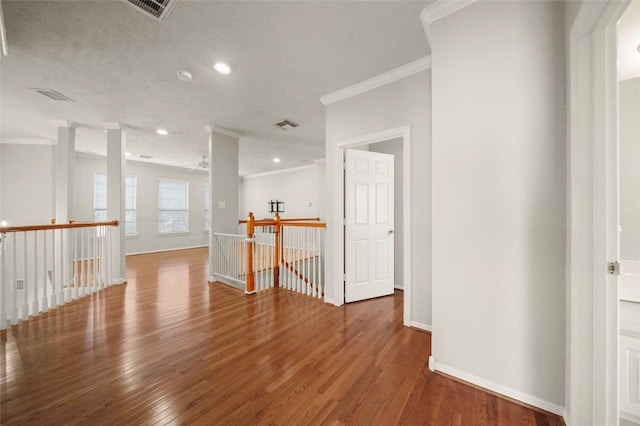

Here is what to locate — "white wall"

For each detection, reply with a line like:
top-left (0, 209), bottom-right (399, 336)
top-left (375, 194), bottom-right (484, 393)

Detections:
top-left (429, 0), bottom-right (565, 411)
top-left (240, 165), bottom-right (320, 220)
top-left (325, 70), bottom-right (431, 326)
top-left (620, 77), bottom-right (640, 261)
top-left (75, 154), bottom-right (210, 255)
top-left (369, 138), bottom-right (404, 289)
top-left (0, 142), bottom-right (55, 226)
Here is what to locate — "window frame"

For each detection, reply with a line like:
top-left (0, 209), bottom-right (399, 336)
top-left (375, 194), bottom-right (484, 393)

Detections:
top-left (93, 171), bottom-right (137, 236)
top-left (157, 177), bottom-right (190, 234)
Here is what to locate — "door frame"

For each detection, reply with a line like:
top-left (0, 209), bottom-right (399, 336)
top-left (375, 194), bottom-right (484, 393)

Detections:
top-left (332, 126), bottom-right (412, 326)
top-left (567, 1), bottom-right (628, 424)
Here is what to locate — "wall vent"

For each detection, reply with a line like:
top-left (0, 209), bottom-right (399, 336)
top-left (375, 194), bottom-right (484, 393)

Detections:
top-left (275, 119), bottom-right (299, 131)
top-left (124, 0), bottom-right (179, 22)
top-left (32, 89), bottom-right (74, 102)
top-left (139, 154), bottom-right (154, 159)
top-left (16, 279), bottom-right (24, 290)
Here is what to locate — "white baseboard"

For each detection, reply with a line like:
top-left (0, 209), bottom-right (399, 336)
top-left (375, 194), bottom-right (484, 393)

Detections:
top-left (394, 285), bottom-right (404, 290)
top-left (428, 356), bottom-right (436, 371)
top-left (434, 362), bottom-right (565, 417)
top-left (127, 244), bottom-right (207, 256)
top-left (324, 297), bottom-right (337, 306)
top-left (111, 278), bottom-right (127, 285)
top-left (410, 321), bottom-right (432, 332)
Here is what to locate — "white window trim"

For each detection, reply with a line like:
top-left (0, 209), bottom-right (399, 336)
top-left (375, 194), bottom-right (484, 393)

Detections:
top-left (158, 177), bottom-right (190, 234)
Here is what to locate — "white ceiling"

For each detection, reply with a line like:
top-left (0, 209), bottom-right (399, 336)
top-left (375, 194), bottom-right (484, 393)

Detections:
top-left (618, 0), bottom-right (640, 81)
top-left (0, 0), bottom-right (430, 175)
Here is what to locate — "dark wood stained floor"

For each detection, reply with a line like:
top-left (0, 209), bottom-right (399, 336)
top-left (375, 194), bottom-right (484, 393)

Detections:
top-left (1, 247), bottom-right (564, 425)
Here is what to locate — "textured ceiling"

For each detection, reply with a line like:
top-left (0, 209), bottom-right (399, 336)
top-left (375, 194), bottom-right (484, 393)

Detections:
top-left (0, 0), bottom-right (430, 175)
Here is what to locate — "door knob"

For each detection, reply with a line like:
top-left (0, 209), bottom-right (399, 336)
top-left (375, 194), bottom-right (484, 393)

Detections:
top-left (387, 230), bottom-right (394, 236)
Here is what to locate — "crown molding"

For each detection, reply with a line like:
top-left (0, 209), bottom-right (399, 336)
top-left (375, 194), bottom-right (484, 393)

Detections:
top-left (420, 0), bottom-right (478, 25)
top-left (320, 56), bottom-right (431, 106)
top-left (0, 138), bottom-right (53, 146)
top-left (241, 164), bottom-right (316, 179)
top-left (103, 122), bottom-right (123, 130)
top-left (52, 120), bottom-right (79, 129)
top-left (0, 0), bottom-right (8, 56)
top-left (204, 125), bottom-right (243, 140)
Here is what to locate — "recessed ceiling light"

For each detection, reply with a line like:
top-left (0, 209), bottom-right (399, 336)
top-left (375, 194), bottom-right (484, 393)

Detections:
top-left (125, 152), bottom-right (132, 157)
top-left (156, 129), bottom-right (168, 135)
top-left (214, 62), bottom-right (231, 74)
top-left (273, 158), bottom-right (280, 163)
top-left (177, 70), bottom-right (192, 82)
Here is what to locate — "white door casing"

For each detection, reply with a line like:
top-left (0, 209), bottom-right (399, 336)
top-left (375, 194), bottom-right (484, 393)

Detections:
top-left (344, 149), bottom-right (394, 303)
top-left (568, 1), bottom-right (628, 424)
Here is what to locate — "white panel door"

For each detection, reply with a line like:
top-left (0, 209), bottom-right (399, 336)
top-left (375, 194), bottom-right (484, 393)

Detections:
top-left (345, 149), bottom-right (394, 303)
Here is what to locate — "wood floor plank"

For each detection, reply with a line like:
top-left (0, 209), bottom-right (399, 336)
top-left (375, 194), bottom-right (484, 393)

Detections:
top-left (0, 247), bottom-right (565, 425)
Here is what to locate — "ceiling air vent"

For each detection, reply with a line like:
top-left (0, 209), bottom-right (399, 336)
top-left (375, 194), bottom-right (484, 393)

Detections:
top-left (124, 0), bottom-right (178, 22)
top-left (139, 154), bottom-right (154, 159)
top-left (32, 89), bottom-right (74, 102)
top-left (275, 119), bottom-right (299, 131)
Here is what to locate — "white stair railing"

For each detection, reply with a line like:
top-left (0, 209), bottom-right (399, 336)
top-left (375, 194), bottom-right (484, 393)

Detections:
top-left (211, 232), bottom-right (248, 289)
top-left (0, 220), bottom-right (119, 330)
top-left (232, 213), bottom-right (326, 298)
top-left (279, 223), bottom-right (326, 298)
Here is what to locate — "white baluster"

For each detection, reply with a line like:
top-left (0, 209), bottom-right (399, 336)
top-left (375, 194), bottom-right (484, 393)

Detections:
top-left (311, 228), bottom-right (316, 298)
top-left (22, 232), bottom-right (29, 317)
top-left (1, 232), bottom-right (7, 329)
top-left (11, 232), bottom-right (18, 324)
top-left (32, 231), bottom-right (39, 315)
top-left (107, 225), bottom-right (113, 287)
top-left (51, 229), bottom-right (57, 308)
top-left (42, 230), bottom-right (48, 310)
top-left (305, 227), bottom-right (310, 296)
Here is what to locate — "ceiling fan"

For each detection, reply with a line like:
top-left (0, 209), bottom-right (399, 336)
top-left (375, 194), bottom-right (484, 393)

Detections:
top-left (187, 155), bottom-right (209, 172)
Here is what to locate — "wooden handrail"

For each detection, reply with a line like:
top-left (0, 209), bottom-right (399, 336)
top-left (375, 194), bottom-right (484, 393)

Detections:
top-left (239, 217), bottom-right (320, 224)
top-left (280, 222), bottom-right (326, 228)
top-left (0, 220), bottom-right (119, 233)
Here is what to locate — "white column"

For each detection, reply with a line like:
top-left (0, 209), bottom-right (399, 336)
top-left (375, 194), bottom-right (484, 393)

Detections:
top-left (53, 121), bottom-right (78, 223)
top-left (205, 125), bottom-right (241, 282)
top-left (105, 123), bottom-right (127, 284)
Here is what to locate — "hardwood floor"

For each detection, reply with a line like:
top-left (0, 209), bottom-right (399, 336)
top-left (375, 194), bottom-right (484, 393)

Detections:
top-left (1, 247), bottom-right (564, 425)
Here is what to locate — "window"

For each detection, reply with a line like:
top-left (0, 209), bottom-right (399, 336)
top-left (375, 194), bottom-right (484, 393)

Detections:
top-left (125, 176), bottom-right (137, 235)
top-left (158, 178), bottom-right (189, 233)
top-left (204, 183), bottom-right (210, 231)
top-left (94, 172), bottom-right (137, 235)
top-left (94, 172), bottom-right (107, 222)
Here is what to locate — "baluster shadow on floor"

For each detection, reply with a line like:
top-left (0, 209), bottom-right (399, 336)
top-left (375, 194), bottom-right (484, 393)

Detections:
top-left (0, 247), bottom-right (564, 425)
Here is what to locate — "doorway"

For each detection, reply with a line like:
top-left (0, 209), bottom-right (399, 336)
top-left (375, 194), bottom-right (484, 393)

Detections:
top-left (332, 126), bottom-right (412, 326)
top-left (568, 1), bottom-right (630, 424)
top-left (617, 2), bottom-right (640, 424)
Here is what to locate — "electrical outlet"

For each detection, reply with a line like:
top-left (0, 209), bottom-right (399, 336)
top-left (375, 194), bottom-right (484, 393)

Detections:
top-left (16, 279), bottom-right (24, 290)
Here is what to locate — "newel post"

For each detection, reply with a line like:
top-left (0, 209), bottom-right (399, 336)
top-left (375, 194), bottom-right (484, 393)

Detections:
top-left (245, 212), bottom-right (256, 295)
top-left (274, 213), bottom-right (281, 288)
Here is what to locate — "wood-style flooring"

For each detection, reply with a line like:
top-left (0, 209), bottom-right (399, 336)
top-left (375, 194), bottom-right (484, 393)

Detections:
top-left (1, 247), bottom-right (564, 425)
